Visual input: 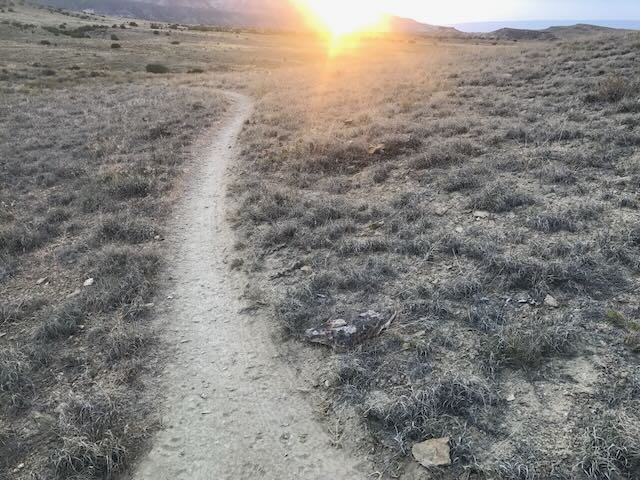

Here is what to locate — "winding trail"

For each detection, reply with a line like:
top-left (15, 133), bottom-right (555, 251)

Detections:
top-left (132, 92), bottom-right (362, 480)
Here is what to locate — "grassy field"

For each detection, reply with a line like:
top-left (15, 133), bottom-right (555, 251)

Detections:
top-left (232, 29), bottom-right (640, 480)
top-left (0, 3), bottom-right (237, 478)
top-left (2, 1), bottom-right (640, 479)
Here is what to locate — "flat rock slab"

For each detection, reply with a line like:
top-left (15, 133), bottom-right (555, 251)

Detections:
top-left (412, 437), bottom-right (451, 468)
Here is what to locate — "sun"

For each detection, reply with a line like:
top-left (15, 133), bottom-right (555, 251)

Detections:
top-left (295, 0), bottom-right (388, 38)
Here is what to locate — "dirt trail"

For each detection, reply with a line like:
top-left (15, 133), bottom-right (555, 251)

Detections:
top-left (132, 92), bottom-right (363, 480)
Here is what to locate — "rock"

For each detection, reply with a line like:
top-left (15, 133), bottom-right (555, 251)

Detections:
top-left (412, 437), bottom-right (451, 467)
top-left (83, 278), bottom-right (94, 287)
top-left (67, 288), bottom-right (81, 298)
top-left (368, 143), bottom-right (385, 155)
top-left (36, 277), bottom-right (47, 285)
top-left (473, 210), bottom-right (490, 219)
top-left (0, 332), bottom-right (6, 338)
top-left (305, 311), bottom-right (396, 348)
top-left (506, 393), bottom-right (516, 402)
top-left (300, 265), bottom-right (313, 273)
top-left (434, 204), bottom-right (449, 216)
top-left (544, 294), bottom-right (559, 308)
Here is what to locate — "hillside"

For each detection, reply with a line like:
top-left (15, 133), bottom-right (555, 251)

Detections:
top-left (457, 19), bottom-right (640, 32)
top-left (32, 0), bottom-right (297, 27)
top-left (388, 16), bottom-right (465, 37)
top-left (487, 27), bottom-right (556, 41)
top-left (544, 23), bottom-right (633, 38)
top-left (32, 0), bottom-right (463, 34)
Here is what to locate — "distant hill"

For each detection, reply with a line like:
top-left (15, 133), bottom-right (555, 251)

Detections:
top-left (32, 0), bottom-right (462, 35)
top-left (456, 19), bottom-right (640, 33)
top-left (479, 23), bottom-right (634, 41)
top-left (486, 27), bottom-right (556, 41)
top-left (543, 23), bottom-right (632, 38)
top-left (387, 16), bottom-right (464, 37)
top-left (32, 0), bottom-right (297, 27)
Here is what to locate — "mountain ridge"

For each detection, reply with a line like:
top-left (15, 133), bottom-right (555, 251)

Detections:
top-left (32, 0), bottom-right (464, 34)
top-left (32, 0), bottom-right (635, 38)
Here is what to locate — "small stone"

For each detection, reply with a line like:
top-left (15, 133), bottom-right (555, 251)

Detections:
top-left (455, 226), bottom-right (464, 234)
top-left (36, 277), bottom-right (47, 285)
top-left (434, 204), bottom-right (449, 216)
top-left (412, 437), bottom-right (451, 467)
top-left (506, 393), bottom-right (516, 402)
top-left (473, 210), bottom-right (490, 219)
top-left (368, 143), bottom-right (385, 155)
top-left (67, 288), bottom-right (81, 298)
top-left (300, 265), bottom-right (313, 273)
top-left (544, 294), bottom-right (559, 308)
top-left (83, 278), bottom-right (94, 287)
top-left (329, 319), bottom-right (347, 328)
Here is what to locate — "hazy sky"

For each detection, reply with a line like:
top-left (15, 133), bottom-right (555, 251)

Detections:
top-left (384, 0), bottom-right (640, 24)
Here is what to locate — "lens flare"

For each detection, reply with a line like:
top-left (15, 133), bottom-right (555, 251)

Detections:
top-left (294, 0), bottom-right (388, 38)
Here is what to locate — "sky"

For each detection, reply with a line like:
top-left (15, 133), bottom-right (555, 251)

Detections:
top-left (382, 0), bottom-right (640, 25)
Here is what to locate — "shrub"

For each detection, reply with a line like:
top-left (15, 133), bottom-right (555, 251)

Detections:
top-left (586, 75), bottom-right (637, 103)
top-left (489, 317), bottom-right (577, 369)
top-left (578, 412), bottom-right (640, 479)
top-left (145, 63), bottom-right (169, 74)
top-left (0, 348), bottom-right (33, 411)
top-left (51, 393), bottom-right (130, 479)
top-left (106, 174), bottom-right (152, 199)
top-left (470, 182), bottom-right (536, 213)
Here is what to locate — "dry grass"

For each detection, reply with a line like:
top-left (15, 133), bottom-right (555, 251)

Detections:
top-left (0, 4), bottom-right (232, 478)
top-left (4, 1), bottom-right (640, 478)
top-left (231, 29), bottom-right (640, 479)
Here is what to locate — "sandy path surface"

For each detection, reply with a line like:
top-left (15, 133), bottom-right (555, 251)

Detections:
top-left (131, 91), bottom-right (363, 480)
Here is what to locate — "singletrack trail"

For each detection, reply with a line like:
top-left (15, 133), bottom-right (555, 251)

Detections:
top-left (132, 92), bottom-right (362, 480)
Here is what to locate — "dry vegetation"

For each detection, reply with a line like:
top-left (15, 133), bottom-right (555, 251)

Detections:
top-left (231, 31), bottom-right (640, 479)
top-left (3, 1), bottom-right (640, 479)
top-left (0, 2), bottom-right (234, 478)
